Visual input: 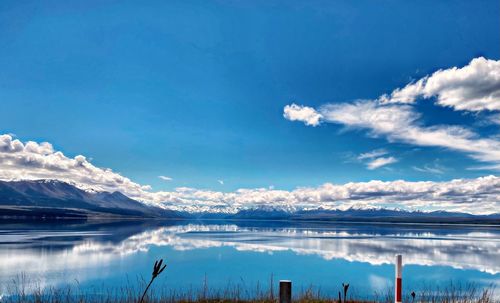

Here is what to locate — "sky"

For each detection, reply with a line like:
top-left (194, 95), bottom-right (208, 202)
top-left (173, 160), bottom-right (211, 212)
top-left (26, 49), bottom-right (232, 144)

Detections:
top-left (1, 0), bottom-right (500, 214)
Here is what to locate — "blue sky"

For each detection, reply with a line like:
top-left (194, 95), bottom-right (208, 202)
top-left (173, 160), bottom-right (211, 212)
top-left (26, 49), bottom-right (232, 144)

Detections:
top-left (1, 1), bottom-right (500, 213)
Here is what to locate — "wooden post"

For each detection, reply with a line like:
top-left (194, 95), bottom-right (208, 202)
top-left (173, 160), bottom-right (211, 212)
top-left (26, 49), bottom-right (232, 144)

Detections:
top-left (280, 280), bottom-right (292, 303)
top-left (395, 255), bottom-right (402, 303)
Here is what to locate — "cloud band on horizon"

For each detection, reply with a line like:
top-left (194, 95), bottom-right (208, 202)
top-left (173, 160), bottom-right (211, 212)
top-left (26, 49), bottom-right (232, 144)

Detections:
top-left (1, 133), bottom-right (500, 215)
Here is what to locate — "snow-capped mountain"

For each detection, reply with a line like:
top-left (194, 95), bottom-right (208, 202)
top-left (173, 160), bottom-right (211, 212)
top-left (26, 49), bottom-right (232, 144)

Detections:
top-left (0, 179), bottom-right (171, 218)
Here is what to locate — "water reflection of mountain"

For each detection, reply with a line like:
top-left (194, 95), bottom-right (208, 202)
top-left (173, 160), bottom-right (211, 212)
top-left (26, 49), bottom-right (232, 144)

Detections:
top-left (1, 220), bottom-right (499, 278)
top-left (0, 220), bottom-right (171, 251)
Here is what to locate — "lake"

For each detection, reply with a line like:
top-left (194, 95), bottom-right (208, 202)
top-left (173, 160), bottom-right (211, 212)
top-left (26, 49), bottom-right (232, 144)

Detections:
top-left (0, 220), bottom-right (499, 300)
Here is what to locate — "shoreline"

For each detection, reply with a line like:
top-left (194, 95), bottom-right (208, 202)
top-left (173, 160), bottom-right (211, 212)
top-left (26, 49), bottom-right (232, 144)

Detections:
top-left (1, 215), bottom-right (500, 228)
top-left (1, 278), bottom-right (497, 303)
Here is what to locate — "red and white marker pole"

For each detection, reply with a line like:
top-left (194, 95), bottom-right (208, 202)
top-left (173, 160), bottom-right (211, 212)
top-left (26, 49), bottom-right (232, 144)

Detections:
top-left (395, 254), bottom-right (403, 303)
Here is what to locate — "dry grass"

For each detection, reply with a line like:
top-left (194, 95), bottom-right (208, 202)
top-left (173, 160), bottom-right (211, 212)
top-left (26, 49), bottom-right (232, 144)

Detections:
top-left (0, 274), bottom-right (497, 303)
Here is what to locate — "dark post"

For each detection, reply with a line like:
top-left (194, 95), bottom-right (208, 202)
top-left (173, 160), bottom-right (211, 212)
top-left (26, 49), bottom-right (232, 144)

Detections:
top-left (280, 280), bottom-right (292, 303)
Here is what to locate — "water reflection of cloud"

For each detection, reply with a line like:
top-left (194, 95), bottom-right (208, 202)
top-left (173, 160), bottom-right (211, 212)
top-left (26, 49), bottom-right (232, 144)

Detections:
top-left (148, 224), bottom-right (500, 275)
top-left (0, 223), bottom-right (499, 294)
top-left (369, 274), bottom-right (390, 291)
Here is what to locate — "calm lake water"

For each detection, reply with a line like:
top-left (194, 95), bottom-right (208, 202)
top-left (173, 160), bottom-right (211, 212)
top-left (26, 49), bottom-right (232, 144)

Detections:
top-left (0, 220), bottom-right (499, 299)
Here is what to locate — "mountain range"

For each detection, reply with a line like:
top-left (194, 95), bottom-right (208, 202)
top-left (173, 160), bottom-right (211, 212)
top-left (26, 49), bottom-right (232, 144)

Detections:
top-left (0, 180), bottom-right (499, 224)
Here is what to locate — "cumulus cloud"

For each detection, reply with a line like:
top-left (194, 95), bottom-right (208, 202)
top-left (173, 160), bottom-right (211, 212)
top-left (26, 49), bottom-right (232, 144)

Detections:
top-left (283, 103), bottom-right (323, 126)
top-left (159, 176), bottom-right (173, 181)
top-left (0, 134), bottom-right (152, 198)
top-left (379, 57), bottom-right (500, 112)
top-left (152, 175), bottom-right (500, 214)
top-left (2, 134), bottom-right (500, 215)
top-left (366, 156), bottom-right (398, 170)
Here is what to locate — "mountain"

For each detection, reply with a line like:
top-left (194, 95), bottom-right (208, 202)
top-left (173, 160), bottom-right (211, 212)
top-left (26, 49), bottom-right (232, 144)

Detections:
top-left (226, 207), bottom-right (500, 224)
top-left (0, 180), bottom-right (171, 218)
top-left (0, 180), bottom-right (498, 224)
top-left (228, 208), bottom-right (291, 220)
top-left (177, 207), bottom-right (499, 224)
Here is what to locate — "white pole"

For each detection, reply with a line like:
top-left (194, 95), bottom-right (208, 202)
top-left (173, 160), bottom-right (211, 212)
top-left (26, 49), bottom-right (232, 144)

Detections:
top-left (395, 254), bottom-right (403, 303)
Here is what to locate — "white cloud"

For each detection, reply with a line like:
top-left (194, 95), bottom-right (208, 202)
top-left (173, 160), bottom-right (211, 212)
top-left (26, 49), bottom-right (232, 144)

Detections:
top-left (356, 149), bottom-right (396, 170)
top-left (486, 113), bottom-right (500, 125)
top-left (2, 134), bottom-right (500, 215)
top-left (369, 275), bottom-right (390, 291)
top-left (282, 58), bottom-right (500, 170)
top-left (357, 149), bottom-right (388, 160)
top-left (412, 163), bottom-right (445, 174)
top-left (280, 58), bottom-right (500, 214)
top-left (315, 100), bottom-right (500, 169)
top-left (283, 103), bottom-right (323, 126)
top-left (217, 180), bottom-right (224, 185)
top-left (0, 134), bottom-right (152, 199)
top-left (379, 57), bottom-right (500, 112)
top-left (366, 156), bottom-right (398, 170)
top-left (158, 176), bottom-right (173, 181)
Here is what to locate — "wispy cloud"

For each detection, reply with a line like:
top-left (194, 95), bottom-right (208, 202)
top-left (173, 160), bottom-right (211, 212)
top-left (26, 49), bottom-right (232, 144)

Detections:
top-left (320, 99), bottom-right (500, 169)
top-left (321, 101), bottom-right (500, 169)
top-left (486, 113), bottom-right (500, 126)
top-left (158, 176), bottom-right (173, 181)
top-left (356, 149), bottom-right (397, 170)
top-left (412, 163), bottom-right (446, 174)
top-left (366, 156), bottom-right (398, 170)
top-left (357, 149), bottom-right (388, 160)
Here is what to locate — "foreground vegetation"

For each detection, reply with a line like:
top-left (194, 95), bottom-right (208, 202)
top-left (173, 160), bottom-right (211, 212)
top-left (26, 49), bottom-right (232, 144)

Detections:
top-left (1, 260), bottom-right (497, 303)
top-left (2, 277), bottom-right (497, 303)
